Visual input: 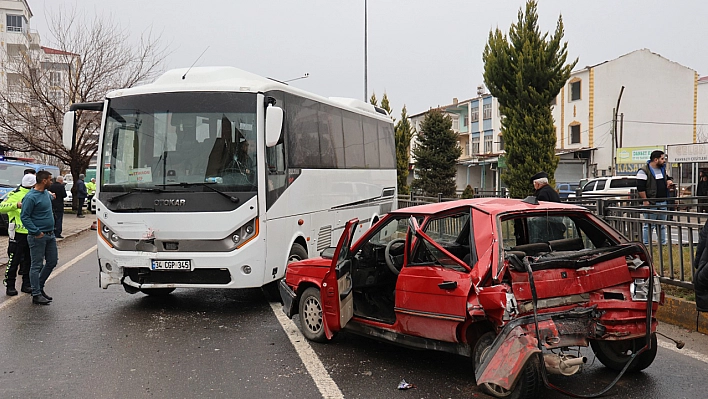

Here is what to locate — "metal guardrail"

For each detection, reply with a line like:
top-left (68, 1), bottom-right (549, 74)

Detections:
top-left (397, 192), bottom-right (708, 289)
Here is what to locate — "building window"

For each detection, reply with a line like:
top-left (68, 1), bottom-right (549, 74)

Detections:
top-left (49, 90), bottom-right (63, 104)
top-left (471, 137), bottom-right (480, 154)
top-left (6, 15), bottom-right (25, 33)
top-left (7, 73), bottom-right (22, 89)
top-left (484, 135), bottom-right (493, 153)
top-left (463, 115), bottom-right (469, 127)
top-left (569, 123), bottom-right (581, 144)
top-left (569, 79), bottom-right (581, 101)
top-left (498, 134), bottom-right (504, 151)
top-left (483, 103), bottom-right (492, 119)
top-left (452, 118), bottom-right (459, 131)
top-left (471, 107), bottom-right (479, 122)
top-left (50, 72), bottom-right (62, 86)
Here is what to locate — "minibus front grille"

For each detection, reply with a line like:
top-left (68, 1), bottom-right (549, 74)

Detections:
top-left (125, 268), bottom-right (232, 285)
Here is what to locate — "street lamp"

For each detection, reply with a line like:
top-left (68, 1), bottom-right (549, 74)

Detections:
top-left (364, 0), bottom-right (368, 101)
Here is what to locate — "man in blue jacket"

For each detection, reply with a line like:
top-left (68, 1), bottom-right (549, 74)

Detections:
top-left (76, 173), bottom-right (87, 218)
top-left (20, 170), bottom-right (57, 305)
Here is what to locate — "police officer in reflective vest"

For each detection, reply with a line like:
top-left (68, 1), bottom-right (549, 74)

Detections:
top-left (85, 178), bottom-right (96, 212)
top-left (0, 173), bottom-right (36, 296)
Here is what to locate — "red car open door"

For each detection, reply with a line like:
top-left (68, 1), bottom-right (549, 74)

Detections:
top-left (322, 219), bottom-right (358, 334)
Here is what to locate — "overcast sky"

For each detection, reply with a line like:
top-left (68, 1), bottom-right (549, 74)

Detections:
top-left (27, 0), bottom-right (708, 116)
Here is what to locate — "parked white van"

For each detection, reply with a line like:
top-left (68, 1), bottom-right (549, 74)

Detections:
top-left (567, 176), bottom-right (637, 199)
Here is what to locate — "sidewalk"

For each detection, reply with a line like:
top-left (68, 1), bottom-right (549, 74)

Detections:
top-left (0, 212), bottom-right (96, 265)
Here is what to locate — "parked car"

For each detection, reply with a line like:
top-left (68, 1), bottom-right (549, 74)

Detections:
top-left (556, 182), bottom-right (580, 199)
top-left (280, 198), bottom-right (661, 399)
top-left (64, 182), bottom-right (73, 207)
top-left (567, 176), bottom-right (637, 199)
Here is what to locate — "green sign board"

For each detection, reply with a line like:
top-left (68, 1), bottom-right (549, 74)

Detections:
top-left (498, 155), bottom-right (506, 169)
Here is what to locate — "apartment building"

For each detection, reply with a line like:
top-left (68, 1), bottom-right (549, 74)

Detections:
top-left (551, 49), bottom-right (697, 181)
top-left (409, 88), bottom-right (504, 194)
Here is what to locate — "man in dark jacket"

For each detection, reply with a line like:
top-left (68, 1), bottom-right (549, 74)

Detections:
top-left (694, 220), bottom-right (708, 312)
top-left (75, 174), bottom-right (87, 218)
top-left (531, 171), bottom-right (561, 202)
top-left (47, 176), bottom-right (67, 238)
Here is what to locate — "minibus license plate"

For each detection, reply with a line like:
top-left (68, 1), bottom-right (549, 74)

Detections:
top-left (151, 260), bottom-right (191, 270)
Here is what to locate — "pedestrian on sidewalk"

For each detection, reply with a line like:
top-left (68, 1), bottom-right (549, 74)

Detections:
top-left (76, 174), bottom-right (87, 218)
top-left (637, 150), bottom-right (671, 246)
top-left (48, 176), bottom-right (67, 238)
top-left (20, 170), bottom-right (58, 305)
top-left (0, 173), bottom-right (36, 296)
top-left (694, 219), bottom-right (708, 312)
top-left (86, 178), bottom-right (96, 213)
top-left (531, 171), bottom-right (561, 202)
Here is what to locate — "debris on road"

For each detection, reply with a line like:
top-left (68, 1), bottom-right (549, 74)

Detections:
top-left (397, 379), bottom-right (415, 390)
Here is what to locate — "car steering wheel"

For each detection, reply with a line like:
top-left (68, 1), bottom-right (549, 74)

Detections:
top-left (384, 239), bottom-right (406, 275)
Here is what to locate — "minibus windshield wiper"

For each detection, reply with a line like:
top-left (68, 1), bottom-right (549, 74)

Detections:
top-left (108, 187), bottom-right (164, 203)
top-left (157, 182), bottom-right (239, 203)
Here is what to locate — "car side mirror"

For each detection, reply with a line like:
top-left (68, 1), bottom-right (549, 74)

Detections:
top-left (265, 105), bottom-right (283, 147)
top-left (320, 246), bottom-right (337, 259)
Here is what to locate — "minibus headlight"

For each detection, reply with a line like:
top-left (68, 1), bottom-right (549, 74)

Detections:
top-left (233, 218), bottom-right (258, 249)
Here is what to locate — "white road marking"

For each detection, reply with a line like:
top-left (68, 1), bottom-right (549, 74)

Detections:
top-left (269, 301), bottom-right (344, 399)
top-left (658, 338), bottom-right (708, 364)
top-left (0, 245), bottom-right (96, 312)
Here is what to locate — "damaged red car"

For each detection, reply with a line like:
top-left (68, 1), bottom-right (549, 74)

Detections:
top-left (279, 198), bottom-right (661, 398)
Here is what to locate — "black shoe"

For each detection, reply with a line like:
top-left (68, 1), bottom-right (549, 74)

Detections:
top-left (20, 285), bottom-right (32, 293)
top-left (6, 287), bottom-right (18, 296)
top-left (77, 215), bottom-right (85, 218)
top-left (55, 235), bottom-right (64, 238)
top-left (32, 295), bottom-right (50, 305)
top-left (41, 290), bottom-right (53, 301)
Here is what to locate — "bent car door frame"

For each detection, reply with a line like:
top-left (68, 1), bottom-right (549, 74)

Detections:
top-left (321, 218), bottom-right (358, 337)
top-left (395, 214), bottom-right (472, 342)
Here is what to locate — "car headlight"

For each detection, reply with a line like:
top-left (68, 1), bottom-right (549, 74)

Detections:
top-left (630, 277), bottom-right (661, 302)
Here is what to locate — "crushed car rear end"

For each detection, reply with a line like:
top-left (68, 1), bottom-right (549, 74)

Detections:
top-left (474, 204), bottom-right (661, 395)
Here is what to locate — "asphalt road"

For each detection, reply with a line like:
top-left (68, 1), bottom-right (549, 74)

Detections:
top-left (1, 230), bottom-right (707, 399)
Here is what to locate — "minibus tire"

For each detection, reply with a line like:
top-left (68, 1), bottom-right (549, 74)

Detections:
top-left (140, 288), bottom-right (176, 296)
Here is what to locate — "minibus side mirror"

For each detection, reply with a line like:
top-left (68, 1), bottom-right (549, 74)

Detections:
top-left (62, 111), bottom-right (76, 150)
top-left (265, 105), bottom-right (284, 147)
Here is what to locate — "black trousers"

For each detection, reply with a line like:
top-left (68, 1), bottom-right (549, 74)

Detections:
top-left (77, 198), bottom-right (85, 216)
top-left (87, 195), bottom-right (94, 211)
top-left (53, 208), bottom-right (64, 237)
top-left (4, 232), bottom-right (30, 287)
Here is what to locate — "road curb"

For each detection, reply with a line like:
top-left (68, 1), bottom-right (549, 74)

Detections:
top-left (657, 295), bottom-right (708, 334)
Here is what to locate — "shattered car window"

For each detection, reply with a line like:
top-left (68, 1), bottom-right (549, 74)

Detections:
top-left (500, 214), bottom-right (611, 252)
top-left (410, 212), bottom-right (471, 271)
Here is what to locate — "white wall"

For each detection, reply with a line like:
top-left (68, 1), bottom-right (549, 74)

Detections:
top-left (593, 49), bottom-right (695, 171)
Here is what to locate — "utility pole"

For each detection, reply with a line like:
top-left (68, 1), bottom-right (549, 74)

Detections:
top-left (364, 0), bottom-right (368, 101)
top-left (612, 86), bottom-right (625, 176)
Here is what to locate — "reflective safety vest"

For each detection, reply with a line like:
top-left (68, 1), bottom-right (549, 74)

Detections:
top-left (86, 181), bottom-right (96, 196)
top-left (0, 187), bottom-right (30, 234)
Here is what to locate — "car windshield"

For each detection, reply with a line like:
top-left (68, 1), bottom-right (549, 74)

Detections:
top-left (101, 92), bottom-right (258, 193)
top-left (0, 164), bottom-right (27, 187)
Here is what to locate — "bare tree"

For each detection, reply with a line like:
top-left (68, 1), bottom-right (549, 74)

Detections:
top-left (0, 7), bottom-right (168, 187)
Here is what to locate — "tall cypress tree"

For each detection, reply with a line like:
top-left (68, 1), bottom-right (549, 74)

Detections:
top-left (483, 0), bottom-right (576, 198)
top-left (369, 92), bottom-right (378, 107)
top-left (395, 105), bottom-right (414, 194)
top-left (380, 92), bottom-right (393, 117)
top-left (411, 109), bottom-right (461, 197)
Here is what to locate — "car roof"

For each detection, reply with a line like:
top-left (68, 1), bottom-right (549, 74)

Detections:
top-left (391, 198), bottom-right (585, 216)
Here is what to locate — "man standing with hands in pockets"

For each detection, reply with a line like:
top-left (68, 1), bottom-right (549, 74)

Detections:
top-left (20, 171), bottom-right (58, 305)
